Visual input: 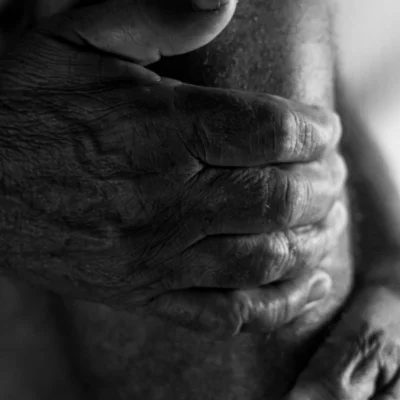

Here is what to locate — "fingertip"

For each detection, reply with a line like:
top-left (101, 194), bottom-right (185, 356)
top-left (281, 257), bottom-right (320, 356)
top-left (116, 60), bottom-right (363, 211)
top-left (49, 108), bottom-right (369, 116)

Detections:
top-left (115, 60), bottom-right (162, 84)
top-left (307, 271), bottom-right (332, 305)
top-left (278, 270), bottom-right (332, 325)
top-left (297, 271), bottom-right (332, 316)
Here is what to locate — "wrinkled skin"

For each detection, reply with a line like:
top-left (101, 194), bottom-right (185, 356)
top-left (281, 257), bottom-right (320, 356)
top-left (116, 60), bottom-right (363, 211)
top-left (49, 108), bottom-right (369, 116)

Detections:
top-left (0, 0), bottom-right (346, 338)
top-left (0, 0), bottom-right (399, 399)
top-left (284, 96), bottom-right (400, 400)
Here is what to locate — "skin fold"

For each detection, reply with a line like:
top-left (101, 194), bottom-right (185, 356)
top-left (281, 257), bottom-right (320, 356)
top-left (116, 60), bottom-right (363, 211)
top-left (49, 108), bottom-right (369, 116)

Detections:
top-left (0, 0), bottom-right (399, 399)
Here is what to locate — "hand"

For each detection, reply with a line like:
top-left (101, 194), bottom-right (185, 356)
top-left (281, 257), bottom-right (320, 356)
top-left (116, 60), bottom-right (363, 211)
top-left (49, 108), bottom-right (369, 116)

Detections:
top-left (0, 0), bottom-right (347, 337)
top-left (284, 283), bottom-right (400, 400)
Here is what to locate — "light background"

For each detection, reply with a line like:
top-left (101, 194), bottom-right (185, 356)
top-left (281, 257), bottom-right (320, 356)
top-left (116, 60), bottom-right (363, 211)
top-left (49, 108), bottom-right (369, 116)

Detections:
top-left (338, 0), bottom-right (400, 189)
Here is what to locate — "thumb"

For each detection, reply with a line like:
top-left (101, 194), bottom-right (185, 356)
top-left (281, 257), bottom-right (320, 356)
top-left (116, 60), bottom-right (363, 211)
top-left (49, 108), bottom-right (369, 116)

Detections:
top-left (146, 270), bottom-right (332, 338)
top-left (47, 0), bottom-right (237, 65)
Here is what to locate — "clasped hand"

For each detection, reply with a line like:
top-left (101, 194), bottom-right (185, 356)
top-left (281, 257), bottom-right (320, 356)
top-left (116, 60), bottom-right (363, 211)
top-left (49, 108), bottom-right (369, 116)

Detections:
top-left (0, 0), bottom-right (347, 337)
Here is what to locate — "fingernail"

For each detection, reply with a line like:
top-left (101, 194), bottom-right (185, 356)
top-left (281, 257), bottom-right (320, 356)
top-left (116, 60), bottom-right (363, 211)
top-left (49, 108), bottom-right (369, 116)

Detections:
top-left (191, 0), bottom-right (229, 11)
top-left (307, 274), bottom-right (331, 304)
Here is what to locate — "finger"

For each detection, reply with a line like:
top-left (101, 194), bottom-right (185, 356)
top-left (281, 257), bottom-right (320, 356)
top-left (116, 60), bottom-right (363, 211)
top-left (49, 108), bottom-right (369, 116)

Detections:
top-left (69, 62), bottom-right (342, 169)
top-left (43, 0), bottom-right (237, 65)
top-left (175, 85), bottom-right (342, 166)
top-left (41, 52), bottom-right (340, 169)
top-left (273, 151), bottom-right (348, 228)
top-left (147, 269), bottom-right (331, 337)
top-left (283, 287), bottom-right (400, 400)
top-left (284, 339), bottom-right (381, 400)
top-left (192, 151), bottom-right (347, 234)
top-left (284, 311), bottom-right (396, 400)
top-left (61, 61), bottom-right (341, 168)
top-left (167, 201), bottom-right (347, 289)
top-left (239, 270), bottom-right (332, 334)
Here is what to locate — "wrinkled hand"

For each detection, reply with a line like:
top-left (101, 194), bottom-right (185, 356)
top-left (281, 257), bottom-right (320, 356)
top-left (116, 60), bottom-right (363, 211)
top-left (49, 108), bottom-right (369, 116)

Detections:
top-left (285, 283), bottom-right (400, 400)
top-left (0, 0), bottom-right (347, 337)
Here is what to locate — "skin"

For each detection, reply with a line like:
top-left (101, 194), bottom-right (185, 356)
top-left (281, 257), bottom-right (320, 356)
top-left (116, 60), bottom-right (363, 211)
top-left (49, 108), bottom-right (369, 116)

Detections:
top-left (62, 2), bottom-right (353, 398)
top-left (0, 1), bottom-right (346, 398)
top-left (284, 88), bottom-right (400, 400)
top-left (0, 0), bottom-right (344, 336)
top-left (0, 0), bottom-right (399, 399)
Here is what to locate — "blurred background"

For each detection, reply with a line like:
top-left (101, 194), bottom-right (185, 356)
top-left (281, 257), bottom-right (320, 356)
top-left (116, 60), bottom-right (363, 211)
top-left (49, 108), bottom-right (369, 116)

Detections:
top-left (337, 0), bottom-right (400, 189)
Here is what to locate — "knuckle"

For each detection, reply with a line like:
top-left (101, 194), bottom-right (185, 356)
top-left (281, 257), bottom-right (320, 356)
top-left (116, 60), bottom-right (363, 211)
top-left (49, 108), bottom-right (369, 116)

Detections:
top-left (228, 231), bottom-right (299, 287)
top-left (311, 106), bottom-right (342, 147)
top-left (264, 231), bottom-right (296, 282)
top-left (279, 107), bottom-right (318, 160)
top-left (308, 106), bottom-right (342, 155)
top-left (268, 290), bottom-right (291, 328)
top-left (275, 108), bottom-right (298, 159)
top-left (297, 113), bottom-right (318, 159)
top-left (215, 236), bottom-right (271, 287)
top-left (277, 172), bottom-right (311, 226)
top-left (215, 234), bottom-right (294, 288)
